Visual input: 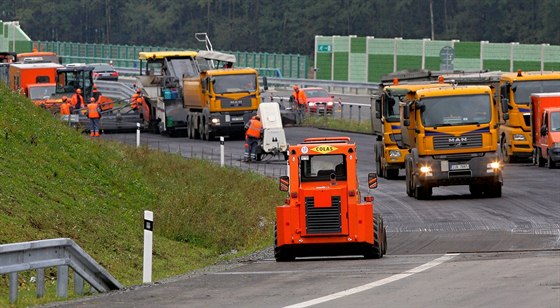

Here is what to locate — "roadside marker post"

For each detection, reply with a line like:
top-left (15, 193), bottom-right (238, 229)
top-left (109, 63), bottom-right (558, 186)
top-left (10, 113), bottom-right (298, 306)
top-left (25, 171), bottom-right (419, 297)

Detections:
top-left (136, 123), bottom-right (141, 148)
top-left (220, 137), bottom-right (225, 167)
top-left (143, 210), bottom-right (153, 283)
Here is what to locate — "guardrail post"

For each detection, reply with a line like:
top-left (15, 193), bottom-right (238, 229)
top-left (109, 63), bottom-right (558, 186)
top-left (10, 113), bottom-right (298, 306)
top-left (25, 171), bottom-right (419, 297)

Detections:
top-left (349, 105), bottom-right (353, 120)
top-left (340, 104), bottom-right (344, 119)
top-left (143, 210), bottom-right (154, 283)
top-left (9, 272), bottom-right (18, 304)
top-left (74, 271), bottom-right (84, 295)
top-left (358, 106), bottom-right (362, 122)
top-left (36, 268), bottom-right (45, 298)
top-left (57, 265), bottom-right (69, 298)
top-left (220, 137), bottom-right (225, 167)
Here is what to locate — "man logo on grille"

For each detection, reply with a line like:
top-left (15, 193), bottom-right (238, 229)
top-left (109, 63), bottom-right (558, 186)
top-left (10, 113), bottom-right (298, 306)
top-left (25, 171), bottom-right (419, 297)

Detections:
top-left (449, 137), bottom-right (467, 147)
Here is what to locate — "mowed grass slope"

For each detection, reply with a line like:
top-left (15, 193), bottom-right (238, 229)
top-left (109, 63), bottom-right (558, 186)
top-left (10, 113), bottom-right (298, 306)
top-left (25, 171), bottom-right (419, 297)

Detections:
top-left (0, 86), bottom-right (284, 306)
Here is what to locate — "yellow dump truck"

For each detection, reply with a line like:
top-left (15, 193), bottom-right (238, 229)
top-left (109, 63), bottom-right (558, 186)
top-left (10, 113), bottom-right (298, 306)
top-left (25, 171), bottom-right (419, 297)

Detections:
top-left (497, 71), bottom-right (560, 162)
top-left (401, 85), bottom-right (503, 199)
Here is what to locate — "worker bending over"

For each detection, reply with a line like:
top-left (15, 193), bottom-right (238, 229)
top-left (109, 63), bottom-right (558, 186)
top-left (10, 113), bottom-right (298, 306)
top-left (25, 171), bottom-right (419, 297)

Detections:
top-left (244, 115), bottom-right (262, 162)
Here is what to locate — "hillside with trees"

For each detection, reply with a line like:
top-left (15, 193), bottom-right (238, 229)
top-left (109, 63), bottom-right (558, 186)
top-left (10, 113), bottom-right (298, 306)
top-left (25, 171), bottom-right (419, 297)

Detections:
top-left (1, 0), bottom-right (559, 55)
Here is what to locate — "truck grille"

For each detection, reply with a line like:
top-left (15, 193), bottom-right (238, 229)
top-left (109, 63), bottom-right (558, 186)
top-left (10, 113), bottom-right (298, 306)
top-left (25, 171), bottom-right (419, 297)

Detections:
top-left (305, 196), bottom-right (341, 234)
top-left (220, 97), bottom-right (253, 109)
top-left (433, 133), bottom-right (482, 150)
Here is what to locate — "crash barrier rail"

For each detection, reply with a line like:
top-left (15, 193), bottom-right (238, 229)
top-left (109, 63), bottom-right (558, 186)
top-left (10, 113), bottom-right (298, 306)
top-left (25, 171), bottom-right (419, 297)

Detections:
top-left (94, 80), bottom-right (136, 101)
top-left (269, 97), bottom-right (372, 123)
top-left (0, 238), bottom-right (122, 304)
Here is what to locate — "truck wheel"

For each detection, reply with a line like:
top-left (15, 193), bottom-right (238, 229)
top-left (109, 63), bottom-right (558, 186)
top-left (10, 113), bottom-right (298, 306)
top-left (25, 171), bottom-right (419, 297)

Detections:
top-left (204, 125), bottom-right (213, 141)
top-left (501, 138), bottom-right (511, 163)
top-left (199, 121), bottom-right (206, 140)
top-left (469, 184), bottom-right (484, 197)
top-left (386, 169), bottom-right (399, 179)
top-left (405, 165), bottom-right (413, 197)
top-left (486, 181), bottom-right (502, 198)
top-left (365, 213), bottom-right (384, 259)
top-left (537, 148), bottom-right (546, 167)
top-left (548, 153), bottom-right (556, 169)
top-left (274, 223), bottom-right (295, 262)
top-left (186, 116), bottom-right (192, 139)
top-left (415, 184), bottom-right (432, 200)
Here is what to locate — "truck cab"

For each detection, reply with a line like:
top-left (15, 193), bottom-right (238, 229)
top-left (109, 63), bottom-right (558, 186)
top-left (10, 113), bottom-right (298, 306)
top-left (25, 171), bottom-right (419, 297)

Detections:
top-left (497, 71), bottom-right (560, 162)
top-left (401, 85), bottom-right (503, 199)
top-left (275, 137), bottom-right (386, 261)
top-left (531, 93), bottom-right (560, 168)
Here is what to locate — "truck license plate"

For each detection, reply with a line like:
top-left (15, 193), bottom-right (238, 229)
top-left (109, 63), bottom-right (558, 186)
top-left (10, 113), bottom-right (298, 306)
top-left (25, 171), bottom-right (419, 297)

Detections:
top-left (450, 164), bottom-right (469, 170)
top-left (232, 116), bottom-right (243, 121)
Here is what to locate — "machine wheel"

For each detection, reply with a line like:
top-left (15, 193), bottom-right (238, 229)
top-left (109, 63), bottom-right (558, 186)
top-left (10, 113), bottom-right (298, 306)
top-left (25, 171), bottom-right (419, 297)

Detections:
top-left (375, 144), bottom-right (383, 178)
top-left (501, 137), bottom-right (511, 163)
top-left (386, 168), bottom-right (399, 179)
top-left (199, 120), bottom-right (206, 140)
top-left (157, 122), bottom-right (165, 135)
top-left (186, 116), bottom-right (193, 139)
top-left (283, 151), bottom-right (289, 160)
top-left (548, 152), bottom-right (556, 169)
top-left (489, 182), bottom-right (502, 198)
top-left (537, 148), bottom-right (546, 167)
top-left (204, 124), bottom-right (213, 141)
top-left (274, 223), bottom-right (295, 262)
top-left (364, 213), bottom-right (384, 259)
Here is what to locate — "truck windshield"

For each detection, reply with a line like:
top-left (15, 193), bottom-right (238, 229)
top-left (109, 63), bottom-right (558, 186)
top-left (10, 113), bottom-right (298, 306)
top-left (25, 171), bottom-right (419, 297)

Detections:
top-left (420, 94), bottom-right (491, 127)
top-left (551, 112), bottom-right (560, 132)
top-left (513, 80), bottom-right (560, 105)
top-left (213, 74), bottom-right (256, 94)
top-left (29, 85), bottom-right (56, 100)
top-left (300, 154), bottom-right (347, 182)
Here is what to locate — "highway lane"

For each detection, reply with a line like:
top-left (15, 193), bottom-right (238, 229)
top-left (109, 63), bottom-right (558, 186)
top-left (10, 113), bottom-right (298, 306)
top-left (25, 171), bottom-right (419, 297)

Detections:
top-left (68, 127), bottom-right (560, 307)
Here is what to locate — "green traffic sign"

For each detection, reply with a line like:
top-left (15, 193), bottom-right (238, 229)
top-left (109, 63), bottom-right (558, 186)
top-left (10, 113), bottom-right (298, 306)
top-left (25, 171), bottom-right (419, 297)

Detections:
top-left (317, 44), bottom-right (332, 52)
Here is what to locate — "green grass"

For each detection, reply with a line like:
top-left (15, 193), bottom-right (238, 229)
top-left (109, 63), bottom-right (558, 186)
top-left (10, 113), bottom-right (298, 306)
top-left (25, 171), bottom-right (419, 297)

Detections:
top-left (0, 85), bottom-right (285, 307)
top-left (303, 115), bottom-right (373, 134)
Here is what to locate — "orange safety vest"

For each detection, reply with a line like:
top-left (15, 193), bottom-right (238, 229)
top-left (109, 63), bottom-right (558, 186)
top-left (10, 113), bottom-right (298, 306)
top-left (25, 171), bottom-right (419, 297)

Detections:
top-left (246, 119), bottom-right (262, 138)
top-left (87, 102), bottom-right (101, 119)
top-left (131, 94), bottom-right (140, 109)
top-left (71, 93), bottom-right (84, 109)
top-left (60, 102), bottom-right (71, 115)
top-left (296, 90), bottom-right (307, 106)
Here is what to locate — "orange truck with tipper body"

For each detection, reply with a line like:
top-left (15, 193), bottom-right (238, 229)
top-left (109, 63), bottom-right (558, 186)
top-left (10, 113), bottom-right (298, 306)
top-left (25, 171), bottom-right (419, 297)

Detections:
top-left (8, 62), bottom-right (62, 106)
top-left (275, 137), bottom-right (387, 261)
top-left (531, 93), bottom-right (560, 168)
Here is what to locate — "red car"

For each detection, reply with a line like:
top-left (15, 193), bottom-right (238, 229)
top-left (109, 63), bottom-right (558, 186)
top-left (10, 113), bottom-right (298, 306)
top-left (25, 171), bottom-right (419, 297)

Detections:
top-left (301, 87), bottom-right (335, 114)
top-left (91, 63), bottom-right (119, 81)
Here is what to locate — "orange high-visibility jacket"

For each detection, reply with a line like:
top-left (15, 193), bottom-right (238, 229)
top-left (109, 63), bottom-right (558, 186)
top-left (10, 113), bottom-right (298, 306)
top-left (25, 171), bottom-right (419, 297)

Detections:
top-left (246, 119), bottom-right (262, 138)
top-left (71, 93), bottom-right (84, 109)
top-left (87, 102), bottom-right (101, 119)
top-left (60, 102), bottom-right (71, 115)
top-left (292, 90), bottom-right (307, 106)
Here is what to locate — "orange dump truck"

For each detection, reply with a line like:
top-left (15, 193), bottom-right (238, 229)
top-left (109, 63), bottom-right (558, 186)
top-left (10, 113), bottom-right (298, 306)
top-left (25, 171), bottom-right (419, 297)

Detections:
top-left (275, 137), bottom-right (387, 261)
top-left (531, 93), bottom-right (560, 168)
top-left (8, 62), bottom-right (62, 106)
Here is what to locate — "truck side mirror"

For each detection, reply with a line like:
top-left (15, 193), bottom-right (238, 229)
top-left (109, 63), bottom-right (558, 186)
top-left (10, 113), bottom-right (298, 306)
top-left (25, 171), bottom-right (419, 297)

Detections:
top-left (367, 173), bottom-right (378, 189)
top-left (540, 125), bottom-right (548, 136)
top-left (375, 97), bottom-right (382, 119)
top-left (403, 104), bottom-right (410, 120)
top-left (279, 176), bottom-right (289, 191)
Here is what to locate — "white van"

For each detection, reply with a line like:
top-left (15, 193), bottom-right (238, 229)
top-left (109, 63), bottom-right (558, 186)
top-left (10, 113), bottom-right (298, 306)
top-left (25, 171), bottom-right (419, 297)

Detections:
top-left (257, 102), bottom-right (288, 160)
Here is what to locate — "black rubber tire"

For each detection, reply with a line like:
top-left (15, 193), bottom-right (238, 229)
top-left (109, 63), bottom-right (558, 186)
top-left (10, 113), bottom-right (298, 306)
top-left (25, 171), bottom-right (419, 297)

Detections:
top-left (199, 120), bottom-right (206, 140)
top-left (548, 153), bottom-right (556, 169)
top-left (274, 223), bottom-right (295, 262)
top-left (501, 138), bottom-right (511, 163)
top-left (364, 213), bottom-right (384, 259)
top-left (415, 184), bottom-right (432, 200)
top-left (486, 181), bottom-right (502, 198)
top-left (375, 145), bottom-right (383, 178)
top-left (283, 151), bottom-right (289, 160)
top-left (537, 148), bottom-right (546, 167)
top-left (469, 184), bottom-right (484, 197)
top-left (386, 168), bottom-right (399, 179)
top-left (405, 164), bottom-right (413, 197)
top-left (186, 116), bottom-right (192, 139)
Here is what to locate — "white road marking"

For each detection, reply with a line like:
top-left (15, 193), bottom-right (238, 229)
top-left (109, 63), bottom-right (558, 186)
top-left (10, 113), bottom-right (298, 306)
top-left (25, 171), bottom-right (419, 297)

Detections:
top-left (283, 253), bottom-right (460, 308)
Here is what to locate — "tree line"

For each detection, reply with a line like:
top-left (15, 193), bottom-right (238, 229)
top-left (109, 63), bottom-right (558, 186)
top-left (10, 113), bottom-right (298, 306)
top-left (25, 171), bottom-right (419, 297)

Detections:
top-left (2, 0), bottom-right (559, 56)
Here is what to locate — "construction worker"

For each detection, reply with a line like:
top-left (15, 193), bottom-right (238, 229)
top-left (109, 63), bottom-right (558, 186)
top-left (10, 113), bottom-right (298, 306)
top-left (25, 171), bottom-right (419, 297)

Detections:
top-left (290, 85), bottom-right (307, 124)
top-left (86, 97), bottom-right (102, 137)
top-left (71, 88), bottom-right (85, 114)
top-left (244, 115), bottom-right (262, 162)
top-left (131, 88), bottom-right (142, 111)
top-left (92, 84), bottom-right (101, 102)
top-left (59, 96), bottom-right (72, 116)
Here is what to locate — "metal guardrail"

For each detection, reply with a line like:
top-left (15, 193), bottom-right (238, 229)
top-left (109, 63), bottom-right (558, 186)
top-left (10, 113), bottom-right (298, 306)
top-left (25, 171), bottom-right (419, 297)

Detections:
top-left (0, 238), bottom-right (122, 304)
top-left (95, 79), bottom-right (136, 101)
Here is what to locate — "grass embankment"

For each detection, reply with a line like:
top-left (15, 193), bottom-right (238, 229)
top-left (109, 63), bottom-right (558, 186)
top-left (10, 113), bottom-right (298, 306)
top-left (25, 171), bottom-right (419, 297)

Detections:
top-left (0, 86), bottom-right (284, 307)
top-left (303, 115), bottom-right (373, 134)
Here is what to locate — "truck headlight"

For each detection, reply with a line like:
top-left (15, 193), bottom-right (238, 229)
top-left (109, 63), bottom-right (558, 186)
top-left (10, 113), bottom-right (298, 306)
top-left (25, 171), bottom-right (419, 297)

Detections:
top-left (308, 102), bottom-right (316, 107)
top-left (420, 166), bottom-right (432, 173)
top-left (211, 118), bottom-right (220, 125)
top-left (389, 150), bottom-right (401, 157)
top-left (487, 161), bottom-right (501, 169)
top-left (513, 134), bottom-right (526, 141)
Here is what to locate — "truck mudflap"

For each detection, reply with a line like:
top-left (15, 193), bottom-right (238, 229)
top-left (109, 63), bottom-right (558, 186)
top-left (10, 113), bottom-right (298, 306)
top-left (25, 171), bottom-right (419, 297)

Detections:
top-left (415, 151), bottom-right (503, 187)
